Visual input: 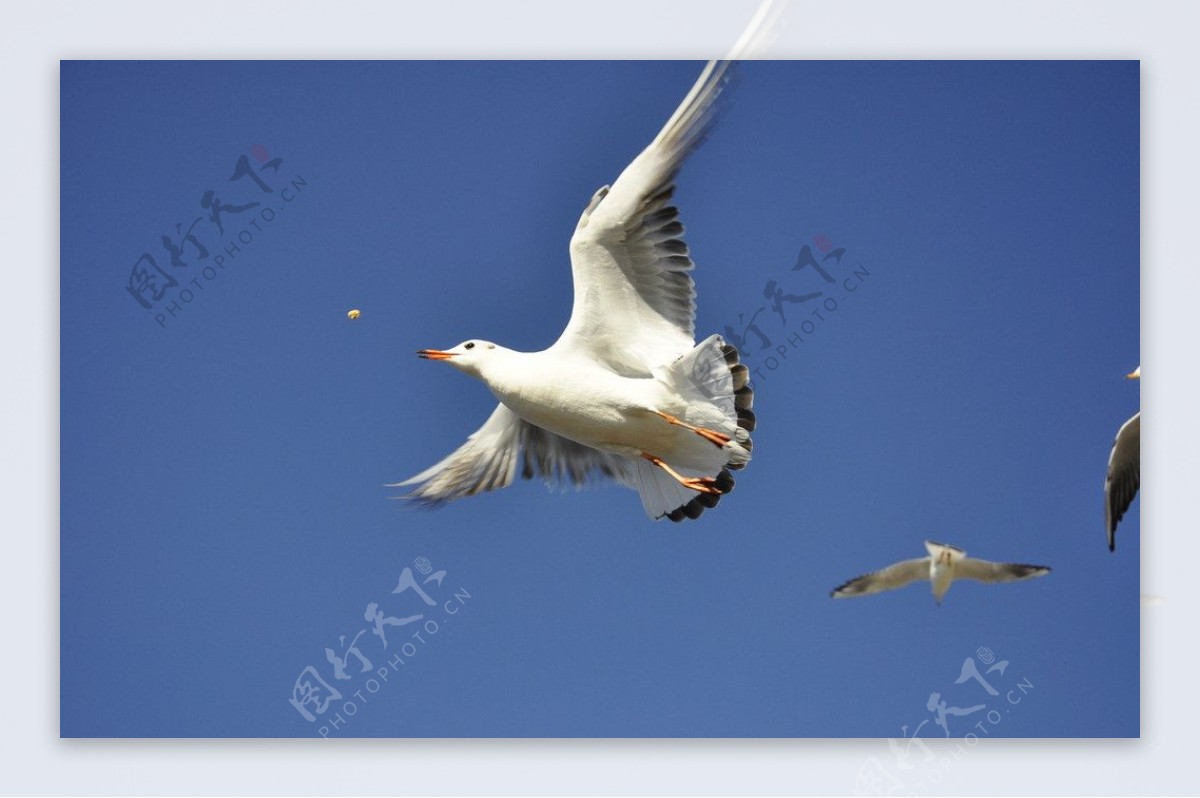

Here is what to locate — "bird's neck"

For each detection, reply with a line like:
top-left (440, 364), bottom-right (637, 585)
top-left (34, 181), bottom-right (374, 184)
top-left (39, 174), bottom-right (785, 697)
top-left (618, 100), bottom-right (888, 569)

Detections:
top-left (474, 348), bottom-right (533, 394)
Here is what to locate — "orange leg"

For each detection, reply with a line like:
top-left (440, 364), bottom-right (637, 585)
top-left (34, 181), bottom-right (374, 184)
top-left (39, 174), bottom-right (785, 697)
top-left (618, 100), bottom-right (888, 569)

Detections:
top-left (654, 411), bottom-right (731, 448)
top-left (641, 453), bottom-right (722, 495)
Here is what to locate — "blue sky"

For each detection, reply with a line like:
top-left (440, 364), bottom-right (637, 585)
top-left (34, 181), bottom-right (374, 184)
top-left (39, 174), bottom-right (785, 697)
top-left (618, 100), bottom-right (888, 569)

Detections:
top-left (60, 60), bottom-right (1139, 738)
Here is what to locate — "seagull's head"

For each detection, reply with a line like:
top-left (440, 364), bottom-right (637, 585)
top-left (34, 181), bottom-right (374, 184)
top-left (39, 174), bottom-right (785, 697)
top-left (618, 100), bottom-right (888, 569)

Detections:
top-left (1126, 366), bottom-right (1141, 380)
top-left (417, 339), bottom-right (504, 379)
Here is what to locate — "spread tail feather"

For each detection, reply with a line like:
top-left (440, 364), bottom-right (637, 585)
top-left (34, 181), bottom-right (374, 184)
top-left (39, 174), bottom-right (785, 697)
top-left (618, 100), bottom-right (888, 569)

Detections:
top-left (632, 458), bottom-right (735, 523)
top-left (641, 335), bottom-right (754, 522)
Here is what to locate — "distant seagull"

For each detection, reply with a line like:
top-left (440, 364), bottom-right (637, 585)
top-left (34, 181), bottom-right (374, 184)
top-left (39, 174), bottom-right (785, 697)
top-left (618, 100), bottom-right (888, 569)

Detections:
top-left (1105, 366), bottom-right (1141, 551)
top-left (831, 541), bottom-right (1051, 605)
top-left (394, 61), bottom-right (758, 522)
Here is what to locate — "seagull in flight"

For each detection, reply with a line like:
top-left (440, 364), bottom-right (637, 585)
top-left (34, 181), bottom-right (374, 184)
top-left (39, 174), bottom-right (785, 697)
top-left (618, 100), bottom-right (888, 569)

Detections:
top-left (831, 541), bottom-right (1051, 605)
top-left (394, 62), bottom-right (755, 522)
top-left (1105, 366), bottom-right (1141, 551)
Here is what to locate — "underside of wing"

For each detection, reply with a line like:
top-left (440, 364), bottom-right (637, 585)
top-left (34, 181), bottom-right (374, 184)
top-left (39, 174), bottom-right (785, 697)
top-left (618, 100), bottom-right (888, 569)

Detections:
top-left (553, 62), bottom-right (735, 374)
top-left (518, 420), bottom-right (637, 489)
top-left (1105, 411), bottom-right (1141, 551)
top-left (831, 558), bottom-right (930, 598)
top-left (956, 558), bottom-right (1051, 584)
top-left (393, 405), bottom-right (634, 507)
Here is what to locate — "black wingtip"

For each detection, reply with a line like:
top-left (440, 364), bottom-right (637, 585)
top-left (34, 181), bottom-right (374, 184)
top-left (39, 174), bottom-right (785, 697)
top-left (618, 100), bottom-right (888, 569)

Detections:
top-left (829, 577), bottom-right (864, 598)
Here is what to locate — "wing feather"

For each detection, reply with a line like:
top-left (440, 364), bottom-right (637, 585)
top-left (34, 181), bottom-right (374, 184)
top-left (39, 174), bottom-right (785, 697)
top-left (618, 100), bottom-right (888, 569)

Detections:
top-left (552, 61), bottom-right (734, 373)
top-left (956, 558), bottom-right (1051, 584)
top-left (394, 405), bottom-right (634, 507)
top-left (831, 558), bottom-right (930, 598)
top-left (1105, 411), bottom-right (1140, 551)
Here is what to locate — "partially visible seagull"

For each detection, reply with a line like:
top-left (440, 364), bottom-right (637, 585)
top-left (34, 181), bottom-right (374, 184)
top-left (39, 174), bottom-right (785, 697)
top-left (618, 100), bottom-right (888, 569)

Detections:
top-left (1105, 366), bottom-right (1141, 551)
top-left (831, 541), bottom-right (1051, 605)
top-left (393, 61), bottom-right (756, 522)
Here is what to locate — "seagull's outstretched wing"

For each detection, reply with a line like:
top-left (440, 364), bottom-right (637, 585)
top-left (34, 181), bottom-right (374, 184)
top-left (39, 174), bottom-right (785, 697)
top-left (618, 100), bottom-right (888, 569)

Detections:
top-left (831, 558), bottom-right (929, 598)
top-left (956, 558), bottom-right (1051, 584)
top-left (1105, 411), bottom-right (1140, 551)
top-left (551, 61), bottom-right (734, 374)
top-left (394, 405), bottom-right (635, 507)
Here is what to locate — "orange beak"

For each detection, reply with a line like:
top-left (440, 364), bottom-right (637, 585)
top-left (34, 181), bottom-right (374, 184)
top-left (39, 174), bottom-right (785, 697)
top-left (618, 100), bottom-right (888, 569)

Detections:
top-left (417, 349), bottom-right (456, 361)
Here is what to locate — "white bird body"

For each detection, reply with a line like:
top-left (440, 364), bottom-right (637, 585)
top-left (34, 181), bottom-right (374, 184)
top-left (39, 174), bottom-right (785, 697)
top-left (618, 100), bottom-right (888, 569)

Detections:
top-left (831, 541), bottom-right (1051, 605)
top-left (481, 348), bottom-right (737, 473)
top-left (928, 546), bottom-right (957, 604)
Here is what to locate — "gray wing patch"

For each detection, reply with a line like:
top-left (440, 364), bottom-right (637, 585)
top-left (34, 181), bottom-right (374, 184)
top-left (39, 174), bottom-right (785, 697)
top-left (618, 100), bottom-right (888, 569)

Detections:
top-left (956, 558), bottom-right (1051, 584)
top-left (831, 558), bottom-right (930, 598)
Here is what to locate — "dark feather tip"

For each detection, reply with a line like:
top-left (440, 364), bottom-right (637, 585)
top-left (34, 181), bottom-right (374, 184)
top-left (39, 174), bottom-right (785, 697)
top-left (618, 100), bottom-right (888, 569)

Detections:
top-left (731, 364), bottom-right (749, 390)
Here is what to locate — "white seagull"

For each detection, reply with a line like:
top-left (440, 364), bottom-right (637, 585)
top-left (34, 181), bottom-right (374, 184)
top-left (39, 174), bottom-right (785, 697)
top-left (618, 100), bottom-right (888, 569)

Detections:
top-left (1105, 366), bottom-right (1141, 551)
top-left (831, 541), bottom-right (1051, 605)
top-left (394, 61), bottom-right (755, 522)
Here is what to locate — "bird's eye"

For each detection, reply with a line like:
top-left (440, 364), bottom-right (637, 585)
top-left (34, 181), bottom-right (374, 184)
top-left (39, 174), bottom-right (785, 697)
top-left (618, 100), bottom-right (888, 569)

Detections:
top-left (464, 342), bottom-right (475, 350)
